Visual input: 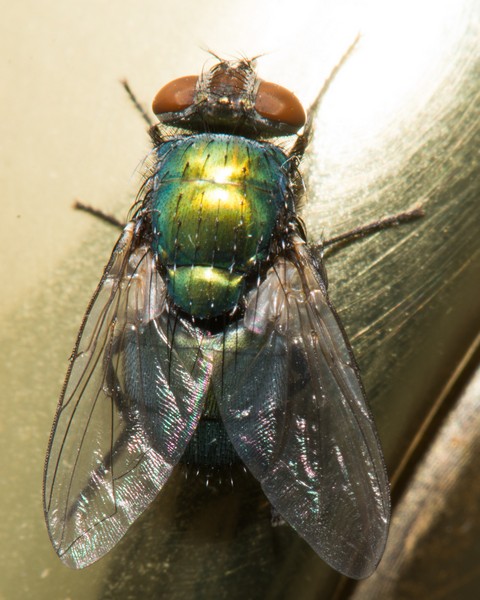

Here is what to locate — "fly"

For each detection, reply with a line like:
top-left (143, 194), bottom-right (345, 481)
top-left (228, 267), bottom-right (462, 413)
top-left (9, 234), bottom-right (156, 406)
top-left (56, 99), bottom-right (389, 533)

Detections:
top-left (43, 47), bottom-right (421, 578)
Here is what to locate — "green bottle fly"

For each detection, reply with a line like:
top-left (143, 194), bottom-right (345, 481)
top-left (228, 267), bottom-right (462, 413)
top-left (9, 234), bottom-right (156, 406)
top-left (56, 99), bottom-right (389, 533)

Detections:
top-left (44, 55), bottom-right (395, 580)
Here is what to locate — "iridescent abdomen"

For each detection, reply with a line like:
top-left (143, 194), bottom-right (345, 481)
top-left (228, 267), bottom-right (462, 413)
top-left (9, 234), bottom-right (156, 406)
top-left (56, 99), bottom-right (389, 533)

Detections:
top-left (151, 133), bottom-right (290, 317)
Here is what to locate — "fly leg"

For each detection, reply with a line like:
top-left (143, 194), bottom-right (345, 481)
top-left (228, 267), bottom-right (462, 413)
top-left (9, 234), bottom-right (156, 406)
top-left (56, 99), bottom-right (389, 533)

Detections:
top-left (318, 207), bottom-right (425, 257)
top-left (74, 200), bottom-right (125, 229)
top-left (121, 80), bottom-right (166, 145)
top-left (289, 34), bottom-right (361, 160)
top-left (72, 80), bottom-right (157, 229)
top-left (284, 38), bottom-right (424, 255)
top-left (120, 79), bottom-right (154, 128)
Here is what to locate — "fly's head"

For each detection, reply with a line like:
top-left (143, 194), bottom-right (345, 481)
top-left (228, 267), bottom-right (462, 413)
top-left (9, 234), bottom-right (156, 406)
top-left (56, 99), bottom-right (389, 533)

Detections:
top-left (152, 58), bottom-right (306, 138)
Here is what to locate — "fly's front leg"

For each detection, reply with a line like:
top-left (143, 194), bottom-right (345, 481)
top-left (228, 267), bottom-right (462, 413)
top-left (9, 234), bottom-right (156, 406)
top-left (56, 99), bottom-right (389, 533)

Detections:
top-left (120, 79), bottom-right (154, 128)
top-left (121, 79), bottom-right (165, 145)
top-left (73, 81), bottom-right (156, 230)
top-left (290, 34), bottom-right (361, 160)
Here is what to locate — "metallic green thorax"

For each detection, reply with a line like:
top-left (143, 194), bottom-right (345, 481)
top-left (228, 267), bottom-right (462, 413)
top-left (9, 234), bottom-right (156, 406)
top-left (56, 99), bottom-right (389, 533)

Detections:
top-left (151, 133), bottom-right (291, 317)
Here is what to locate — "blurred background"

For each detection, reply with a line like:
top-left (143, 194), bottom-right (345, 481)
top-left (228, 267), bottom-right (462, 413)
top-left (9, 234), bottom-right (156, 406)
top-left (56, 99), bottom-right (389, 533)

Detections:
top-left (1, 1), bottom-right (479, 598)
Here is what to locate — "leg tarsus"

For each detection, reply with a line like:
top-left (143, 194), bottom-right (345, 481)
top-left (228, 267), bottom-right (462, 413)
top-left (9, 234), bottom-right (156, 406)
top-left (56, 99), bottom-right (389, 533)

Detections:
top-left (73, 200), bottom-right (125, 230)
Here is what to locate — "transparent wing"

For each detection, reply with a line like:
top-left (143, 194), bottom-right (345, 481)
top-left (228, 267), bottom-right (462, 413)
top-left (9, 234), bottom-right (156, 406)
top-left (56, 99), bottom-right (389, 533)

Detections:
top-left (219, 237), bottom-right (390, 579)
top-left (43, 221), bottom-right (212, 568)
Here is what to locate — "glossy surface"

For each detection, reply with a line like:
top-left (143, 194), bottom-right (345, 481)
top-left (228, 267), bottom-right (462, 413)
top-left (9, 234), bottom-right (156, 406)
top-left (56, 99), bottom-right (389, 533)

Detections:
top-left (2, 1), bottom-right (479, 599)
top-left (353, 354), bottom-right (480, 599)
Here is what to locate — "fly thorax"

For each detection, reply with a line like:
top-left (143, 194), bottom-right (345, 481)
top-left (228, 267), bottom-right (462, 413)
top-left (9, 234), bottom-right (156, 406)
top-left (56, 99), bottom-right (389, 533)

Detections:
top-left (150, 133), bottom-right (292, 318)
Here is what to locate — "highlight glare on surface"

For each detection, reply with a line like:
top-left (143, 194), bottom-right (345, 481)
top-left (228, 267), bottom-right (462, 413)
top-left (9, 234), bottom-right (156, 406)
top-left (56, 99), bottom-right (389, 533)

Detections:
top-left (208, 187), bottom-right (230, 204)
top-left (212, 166), bottom-right (235, 184)
top-left (313, 0), bottom-right (469, 157)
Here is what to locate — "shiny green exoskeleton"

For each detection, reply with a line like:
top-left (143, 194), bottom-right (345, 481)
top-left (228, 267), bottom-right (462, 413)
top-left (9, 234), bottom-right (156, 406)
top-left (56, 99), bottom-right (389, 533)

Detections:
top-left (151, 134), bottom-right (292, 318)
top-left (45, 55), bottom-right (394, 579)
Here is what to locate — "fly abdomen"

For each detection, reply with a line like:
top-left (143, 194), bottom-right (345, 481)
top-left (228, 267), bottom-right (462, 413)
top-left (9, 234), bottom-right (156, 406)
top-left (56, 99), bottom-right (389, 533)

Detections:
top-left (151, 133), bottom-right (291, 318)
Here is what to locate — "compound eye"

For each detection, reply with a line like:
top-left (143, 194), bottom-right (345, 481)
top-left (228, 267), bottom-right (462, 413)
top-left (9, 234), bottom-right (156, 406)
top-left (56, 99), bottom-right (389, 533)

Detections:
top-left (152, 76), bottom-right (199, 115)
top-left (255, 80), bottom-right (306, 129)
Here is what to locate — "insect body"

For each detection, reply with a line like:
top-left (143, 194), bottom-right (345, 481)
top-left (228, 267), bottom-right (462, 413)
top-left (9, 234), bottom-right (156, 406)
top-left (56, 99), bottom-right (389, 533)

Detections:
top-left (44, 58), bottom-right (390, 579)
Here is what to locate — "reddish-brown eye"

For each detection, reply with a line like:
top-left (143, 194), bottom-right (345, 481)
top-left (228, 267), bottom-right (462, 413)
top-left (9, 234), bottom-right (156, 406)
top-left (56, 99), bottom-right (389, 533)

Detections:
top-left (152, 76), bottom-right (199, 115)
top-left (255, 80), bottom-right (306, 128)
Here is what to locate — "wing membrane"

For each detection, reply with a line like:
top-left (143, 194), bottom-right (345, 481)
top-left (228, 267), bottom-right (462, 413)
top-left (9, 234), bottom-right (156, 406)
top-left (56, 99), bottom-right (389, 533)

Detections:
top-left (219, 238), bottom-right (390, 579)
top-left (44, 221), bottom-right (212, 568)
